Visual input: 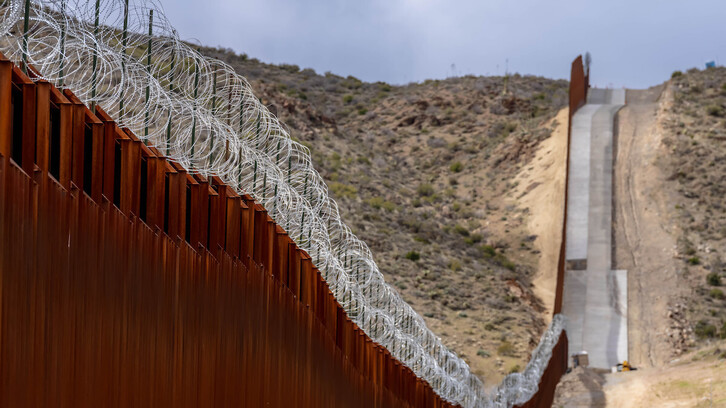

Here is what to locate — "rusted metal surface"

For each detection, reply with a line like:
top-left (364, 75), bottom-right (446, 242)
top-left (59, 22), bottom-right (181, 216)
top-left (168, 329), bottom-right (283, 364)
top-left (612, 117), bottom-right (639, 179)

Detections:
top-left (511, 56), bottom-right (587, 408)
top-left (554, 56), bottom-right (587, 316)
top-left (514, 334), bottom-right (569, 408)
top-left (0, 56), bottom-right (457, 407)
top-left (0, 59), bottom-right (11, 157)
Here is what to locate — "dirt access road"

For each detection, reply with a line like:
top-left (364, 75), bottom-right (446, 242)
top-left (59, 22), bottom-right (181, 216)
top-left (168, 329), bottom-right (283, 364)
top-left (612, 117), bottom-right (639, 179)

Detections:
top-left (613, 85), bottom-right (687, 368)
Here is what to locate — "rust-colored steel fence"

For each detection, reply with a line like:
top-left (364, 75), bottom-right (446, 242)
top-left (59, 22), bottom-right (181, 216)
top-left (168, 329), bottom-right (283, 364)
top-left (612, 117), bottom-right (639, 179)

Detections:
top-left (514, 55), bottom-right (587, 408)
top-left (0, 53), bottom-right (454, 408)
top-left (554, 55), bottom-right (588, 316)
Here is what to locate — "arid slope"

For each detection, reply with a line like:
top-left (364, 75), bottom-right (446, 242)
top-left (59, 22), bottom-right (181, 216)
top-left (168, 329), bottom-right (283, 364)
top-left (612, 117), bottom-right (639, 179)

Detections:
top-left (199, 45), bottom-right (570, 383)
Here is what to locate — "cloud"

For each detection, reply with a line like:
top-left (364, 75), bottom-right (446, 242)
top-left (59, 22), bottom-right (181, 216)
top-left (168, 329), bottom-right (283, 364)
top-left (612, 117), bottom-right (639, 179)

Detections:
top-left (163, 0), bottom-right (726, 88)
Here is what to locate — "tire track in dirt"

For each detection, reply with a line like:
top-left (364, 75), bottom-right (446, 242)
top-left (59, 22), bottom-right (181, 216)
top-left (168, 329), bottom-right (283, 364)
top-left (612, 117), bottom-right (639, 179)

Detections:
top-left (613, 85), bottom-right (683, 368)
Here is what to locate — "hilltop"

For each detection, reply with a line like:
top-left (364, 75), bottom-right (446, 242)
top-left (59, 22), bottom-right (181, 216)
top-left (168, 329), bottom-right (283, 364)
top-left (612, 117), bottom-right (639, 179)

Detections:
top-left (199, 46), bottom-right (570, 383)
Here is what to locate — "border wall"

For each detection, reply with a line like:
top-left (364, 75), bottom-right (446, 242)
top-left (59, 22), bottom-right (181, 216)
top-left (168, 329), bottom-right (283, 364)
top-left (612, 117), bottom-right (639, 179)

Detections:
top-left (514, 55), bottom-right (588, 408)
top-left (0, 53), bottom-right (587, 408)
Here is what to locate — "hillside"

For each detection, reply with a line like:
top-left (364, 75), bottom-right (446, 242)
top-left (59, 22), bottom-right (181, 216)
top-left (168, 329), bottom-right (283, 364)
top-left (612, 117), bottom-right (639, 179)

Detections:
top-left (198, 46), bottom-right (570, 383)
top-left (660, 67), bottom-right (726, 346)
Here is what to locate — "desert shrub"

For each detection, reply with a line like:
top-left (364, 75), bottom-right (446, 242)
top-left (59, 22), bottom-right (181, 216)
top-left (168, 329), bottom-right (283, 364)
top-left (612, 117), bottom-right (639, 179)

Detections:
top-left (402, 216), bottom-right (422, 232)
top-left (450, 161), bottom-right (463, 173)
top-left (367, 196), bottom-right (395, 212)
top-left (382, 201), bottom-right (396, 212)
top-left (342, 94), bottom-right (353, 104)
top-left (379, 83), bottom-right (392, 92)
top-left (413, 235), bottom-right (429, 244)
top-left (454, 224), bottom-right (469, 236)
top-left (710, 289), bottom-right (725, 300)
top-left (368, 196), bottom-right (385, 209)
top-left (464, 233), bottom-right (483, 245)
top-left (495, 253), bottom-right (516, 271)
top-left (405, 251), bottom-right (421, 261)
top-left (671, 70), bottom-right (683, 78)
top-left (707, 272), bottom-right (722, 286)
top-left (448, 259), bottom-right (462, 271)
top-left (480, 245), bottom-right (496, 258)
top-left (721, 322), bottom-right (726, 339)
top-left (508, 364), bottom-right (521, 374)
top-left (357, 107), bottom-right (368, 115)
top-left (695, 320), bottom-right (717, 339)
top-left (342, 75), bottom-right (362, 89)
top-left (707, 105), bottom-right (725, 117)
top-left (417, 183), bottom-right (434, 197)
top-left (328, 152), bottom-right (342, 171)
top-left (328, 182), bottom-right (358, 199)
top-left (477, 349), bottom-right (490, 357)
top-left (497, 341), bottom-right (516, 357)
top-left (688, 256), bottom-right (701, 265)
top-left (279, 63), bottom-right (300, 73)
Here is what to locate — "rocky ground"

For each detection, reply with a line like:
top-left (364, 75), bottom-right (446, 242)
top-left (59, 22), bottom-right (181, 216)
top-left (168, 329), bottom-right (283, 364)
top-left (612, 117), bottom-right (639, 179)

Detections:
top-left (199, 45), bottom-right (570, 383)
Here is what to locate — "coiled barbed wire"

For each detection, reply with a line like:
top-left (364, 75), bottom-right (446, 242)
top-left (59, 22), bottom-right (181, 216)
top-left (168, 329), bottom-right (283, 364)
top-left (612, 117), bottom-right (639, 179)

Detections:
top-left (0, 1), bottom-right (566, 406)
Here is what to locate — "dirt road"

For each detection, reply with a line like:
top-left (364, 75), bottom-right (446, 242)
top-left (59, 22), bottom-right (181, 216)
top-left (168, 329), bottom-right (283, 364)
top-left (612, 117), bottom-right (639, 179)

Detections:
top-left (613, 85), bottom-right (686, 367)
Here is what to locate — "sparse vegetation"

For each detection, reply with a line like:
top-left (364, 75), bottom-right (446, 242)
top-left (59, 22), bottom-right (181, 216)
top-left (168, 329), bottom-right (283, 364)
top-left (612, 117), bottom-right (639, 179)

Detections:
top-left (454, 224), bottom-right (469, 236)
top-left (328, 182), bottom-right (358, 199)
top-left (405, 251), bottom-right (421, 262)
top-left (480, 244), bottom-right (497, 258)
top-left (664, 68), bottom-right (726, 347)
top-left (367, 196), bottom-right (396, 211)
top-left (196, 44), bottom-right (570, 382)
top-left (695, 320), bottom-right (717, 339)
top-left (464, 234), bottom-right (483, 245)
top-left (416, 183), bottom-right (435, 197)
top-left (448, 259), bottom-right (462, 271)
top-left (706, 104), bottom-right (725, 117)
top-left (497, 341), bottom-right (516, 357)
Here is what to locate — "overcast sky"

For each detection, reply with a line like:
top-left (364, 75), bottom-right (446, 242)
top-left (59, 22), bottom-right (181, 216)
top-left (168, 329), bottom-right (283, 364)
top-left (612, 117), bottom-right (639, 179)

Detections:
top-left (162, 0), bottom-right (726, 89)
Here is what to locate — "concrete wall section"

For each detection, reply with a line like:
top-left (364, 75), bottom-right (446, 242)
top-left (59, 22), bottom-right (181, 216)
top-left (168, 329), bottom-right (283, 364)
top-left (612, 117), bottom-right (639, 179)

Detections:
top-left (565, 104), bottom-right (600, 263)
top-left (563, 88), bottom-right (627, 370)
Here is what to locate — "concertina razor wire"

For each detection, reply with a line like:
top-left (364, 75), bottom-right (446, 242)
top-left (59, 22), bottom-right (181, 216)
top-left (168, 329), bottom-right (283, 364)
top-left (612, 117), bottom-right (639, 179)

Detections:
top-left (0, 1), bottom-right (567, 406)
